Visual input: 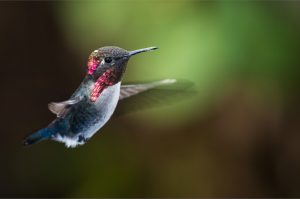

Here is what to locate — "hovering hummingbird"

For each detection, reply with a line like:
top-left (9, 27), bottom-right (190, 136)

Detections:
top-left (24, 46), bottom-right (178, 148)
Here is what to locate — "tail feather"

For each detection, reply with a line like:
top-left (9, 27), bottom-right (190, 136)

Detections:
top-left (23, 127), bottom-right (53, 146)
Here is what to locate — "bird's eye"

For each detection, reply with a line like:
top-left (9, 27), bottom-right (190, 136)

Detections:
top-left (104, 57), bottom-right (113, 63)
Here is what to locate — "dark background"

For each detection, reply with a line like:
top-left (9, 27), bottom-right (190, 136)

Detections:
top-left (1, 1), bottom-right (300, 197)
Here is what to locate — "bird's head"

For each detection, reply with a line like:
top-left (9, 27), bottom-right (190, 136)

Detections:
top-left (86, 46), bottom-right (157, 82)
top-left (86, 46), bottom-right (157, 101)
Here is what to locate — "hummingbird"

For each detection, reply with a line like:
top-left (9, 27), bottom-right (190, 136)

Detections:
top-left (24, 46), bottom-right (178, 148)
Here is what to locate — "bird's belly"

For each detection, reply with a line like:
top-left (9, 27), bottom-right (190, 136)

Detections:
top-left (70, 82), bottom-right (121, 138)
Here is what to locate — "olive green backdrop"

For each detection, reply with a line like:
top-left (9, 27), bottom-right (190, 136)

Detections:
top-left (0, 1), bottom-right (300, 197)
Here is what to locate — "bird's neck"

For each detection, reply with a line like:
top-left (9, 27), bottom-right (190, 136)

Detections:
top-left (76, 74), bottom-right (120, 102)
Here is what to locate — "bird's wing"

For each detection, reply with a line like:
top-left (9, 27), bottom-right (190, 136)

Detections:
top-left (48, 96), bottom-right (83, 117)
top-left (119, 79), bottom-right (176, 100)
top-left (114, 79), bottom-right (195, 117)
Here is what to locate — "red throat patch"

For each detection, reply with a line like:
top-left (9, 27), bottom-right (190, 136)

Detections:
top-left (87, 58), bottom-right (100, 75)
top-left (90, 69), bottom-right (117, 102)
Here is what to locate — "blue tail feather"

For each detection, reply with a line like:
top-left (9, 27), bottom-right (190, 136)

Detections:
top-left (23, 127), bottom-right (53, 146)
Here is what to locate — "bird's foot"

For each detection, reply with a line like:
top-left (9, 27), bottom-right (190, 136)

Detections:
top-left (78, 135), bottom-right (87, 144)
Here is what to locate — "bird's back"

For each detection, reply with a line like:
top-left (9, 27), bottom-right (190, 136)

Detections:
top-left (52, 82), bottom-right (121, 147)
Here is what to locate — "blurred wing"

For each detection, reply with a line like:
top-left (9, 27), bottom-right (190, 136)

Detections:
top-left (48, 96), bottom-right (83, 117)
top-left (114, 79), bottom-right (195, 117)
top-left (119, 79), bottom-right (176, 100)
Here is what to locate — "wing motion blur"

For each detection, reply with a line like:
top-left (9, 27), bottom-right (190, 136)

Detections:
top-left (115, 79), bottom-right (195, 116)
top-left (119, 79), bottom-right (177, 100)
top-left (48, 96), bottom-right (83, 117)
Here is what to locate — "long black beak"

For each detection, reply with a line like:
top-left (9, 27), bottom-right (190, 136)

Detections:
top-left (128, 47), bottom-right (158, 57)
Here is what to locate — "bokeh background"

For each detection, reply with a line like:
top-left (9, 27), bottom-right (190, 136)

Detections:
top-left (1, 1), bottom-right (300, 197)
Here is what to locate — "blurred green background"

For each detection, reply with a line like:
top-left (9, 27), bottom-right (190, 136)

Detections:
top-left (1, 0), bottom-right (300, 197)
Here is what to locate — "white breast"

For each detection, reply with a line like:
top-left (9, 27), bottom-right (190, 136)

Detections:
top-left (85, 82), bottom-right (121, 138)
